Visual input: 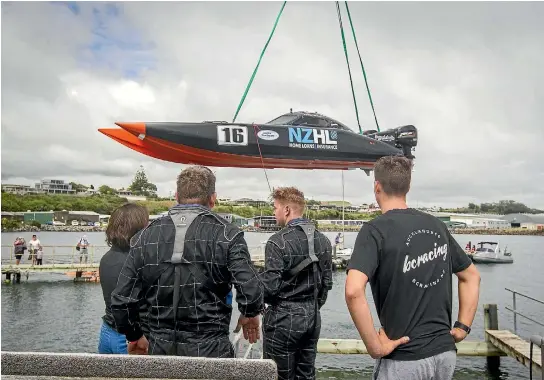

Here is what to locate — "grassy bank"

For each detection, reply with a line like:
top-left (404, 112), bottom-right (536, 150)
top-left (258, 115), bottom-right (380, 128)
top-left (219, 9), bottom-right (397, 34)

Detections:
top-left (1, 193), bottom-right (381, 221)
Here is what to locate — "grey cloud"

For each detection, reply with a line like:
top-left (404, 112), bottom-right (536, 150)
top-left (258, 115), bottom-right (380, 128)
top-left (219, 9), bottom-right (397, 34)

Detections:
top-left (2, 2), bottom-right (543, 209)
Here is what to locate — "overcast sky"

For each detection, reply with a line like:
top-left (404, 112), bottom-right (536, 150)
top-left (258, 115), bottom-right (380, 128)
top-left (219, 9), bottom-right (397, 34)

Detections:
top-left (2, 1), bottom-right (543, 208)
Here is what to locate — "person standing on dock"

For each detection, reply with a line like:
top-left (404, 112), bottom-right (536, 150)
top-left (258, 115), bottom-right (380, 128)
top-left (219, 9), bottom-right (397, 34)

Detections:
top-left (28, 234), bottom-right (41, 266)
top-left (111, 165), bottom-right (264, 357)
top-left (334, 232), bottom-right (342, 256)
top-left (260, 187), bottom-right (333, 380)
top-left (36, 247), bottom-right (43, 265)
top-left (77, 235), bottom-right (90, 264)
top-left (13, 237), bottom-right (27, 265)
top-left (98, 203), bottom-right (149, 355)
top-left (345, 156), bottom-right (481, 380)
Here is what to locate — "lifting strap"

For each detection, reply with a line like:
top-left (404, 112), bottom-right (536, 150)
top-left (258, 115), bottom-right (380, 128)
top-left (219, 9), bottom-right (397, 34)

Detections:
top-left (232, 0), bottom-right (381, 134)
top-left (167, 207), bottom-right (228, 355)
top-left (335, 1), bottom-right (363, 134)
top-left (232, 1), bottom-right (287, 123)
top-left (343, 1), bottom-right (381, 132)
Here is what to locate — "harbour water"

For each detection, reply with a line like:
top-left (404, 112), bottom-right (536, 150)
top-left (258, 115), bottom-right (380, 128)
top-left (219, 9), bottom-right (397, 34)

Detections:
top-left (2, 231), bottom-right (543, 379)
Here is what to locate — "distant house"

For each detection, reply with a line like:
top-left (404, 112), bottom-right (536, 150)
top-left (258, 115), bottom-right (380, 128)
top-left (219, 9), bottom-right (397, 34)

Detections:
top-left (252, 216), bottom-right (279, 231)
top-left (54, 210), bottom-right (100, 224)
top-left (2, 211), bottom-right (25, 222)
top-left (1, 184), bottom-right (33, 195)
top-left (35, 179), bottom-right (76, 195)
top-left (116, 189), bottom-right (147, 202)
top-left (501, 213), bottom-right (544, 230)
top-left (429, 212), bottom-right (511, 229)
top-left (24, 211), bottom-right (54, 225)
top-left (217, 213), bottom-right (249, 227)
top-left (235, 198), bottom-right (269, 208)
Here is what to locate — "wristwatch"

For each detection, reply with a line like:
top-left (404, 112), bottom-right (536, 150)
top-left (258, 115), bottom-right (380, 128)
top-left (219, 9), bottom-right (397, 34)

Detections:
top-left (453, 321), bottom-right (471, 334)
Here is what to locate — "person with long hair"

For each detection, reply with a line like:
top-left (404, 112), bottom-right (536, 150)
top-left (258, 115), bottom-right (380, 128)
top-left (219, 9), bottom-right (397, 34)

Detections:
top-left (13, 237), bottom-right (27, 265)
top-left (97, 203), bottom-right (149, 354)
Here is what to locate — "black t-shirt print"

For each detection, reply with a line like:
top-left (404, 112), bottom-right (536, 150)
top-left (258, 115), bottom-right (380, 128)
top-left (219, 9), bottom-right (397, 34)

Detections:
top-left (347, 208), bottom-right (472, 361)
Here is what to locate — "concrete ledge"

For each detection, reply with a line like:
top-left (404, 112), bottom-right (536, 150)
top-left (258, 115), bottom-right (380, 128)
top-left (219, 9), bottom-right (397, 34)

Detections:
top-left (1, 351), bottom-right (278, 380)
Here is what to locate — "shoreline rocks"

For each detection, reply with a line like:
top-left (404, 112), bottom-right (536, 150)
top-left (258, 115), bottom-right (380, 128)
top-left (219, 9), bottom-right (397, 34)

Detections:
top-left (2, 225), bottom-right (542, 236)
top-left (1, 225), bottom-right (106, 233)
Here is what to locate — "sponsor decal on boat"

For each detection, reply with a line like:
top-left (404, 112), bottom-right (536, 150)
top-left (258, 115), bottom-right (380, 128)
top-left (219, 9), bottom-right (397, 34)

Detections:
top-left (257, 130), bottom-right (279, 141)
top-left (287, 127), bottom-right (338, 150)
top-left (374, 134), bottom-right (395, 142)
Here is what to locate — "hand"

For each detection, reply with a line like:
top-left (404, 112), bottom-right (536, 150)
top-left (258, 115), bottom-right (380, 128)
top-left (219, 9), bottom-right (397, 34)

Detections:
top-left (450, 327), bottom-right (468, 343)
top-left (374, 328), bottom-right (410, 358)
top-left (128, 335), bottom-right (149, 355)
top-left (234, 315), bottom-right (260, 344)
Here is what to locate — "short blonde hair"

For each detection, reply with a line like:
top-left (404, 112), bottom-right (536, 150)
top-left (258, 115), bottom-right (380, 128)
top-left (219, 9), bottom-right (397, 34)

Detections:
top-left (271, 186), bottom-right (306, 212)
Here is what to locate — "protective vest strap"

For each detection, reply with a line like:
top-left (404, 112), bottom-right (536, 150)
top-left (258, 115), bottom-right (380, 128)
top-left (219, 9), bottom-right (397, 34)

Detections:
top-left (168, 208), bottom-right (221, 294)
top-left (285, 222), bottom-right (320, 279)
top-left (167, 207), bottom-right (225, 355)
top-left (285, 221), bottom-right (322, 330)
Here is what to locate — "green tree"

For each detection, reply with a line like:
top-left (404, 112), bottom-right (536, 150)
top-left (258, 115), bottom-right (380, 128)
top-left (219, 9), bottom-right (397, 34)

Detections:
top-left (69, 182), bottom-right (88, 192)
top-left (99, 185), bottom-right (118, 195)
top-left (128, 166), bottom-right (157, 197)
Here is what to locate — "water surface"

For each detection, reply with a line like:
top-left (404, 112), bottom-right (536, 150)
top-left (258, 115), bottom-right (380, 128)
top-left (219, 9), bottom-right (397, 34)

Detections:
top-left (2, 231), bottom-right (543, 379)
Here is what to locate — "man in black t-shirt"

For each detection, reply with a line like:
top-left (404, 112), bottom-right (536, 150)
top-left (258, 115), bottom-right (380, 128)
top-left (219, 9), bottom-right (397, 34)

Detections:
top-left (345, 156), bottom-right (481, 380)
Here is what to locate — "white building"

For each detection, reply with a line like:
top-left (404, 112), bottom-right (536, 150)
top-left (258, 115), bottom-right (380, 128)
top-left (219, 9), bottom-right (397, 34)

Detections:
top-left (116, 189), bottom-right (147, 202)
top-left (431, 212), bottom-right (510, 229)
top-left (1, 184), bottom-right (33, 195)
top-left (501, 213), bottom-right (544, 230)
top-left (35, 179), bottom-right (76, 195)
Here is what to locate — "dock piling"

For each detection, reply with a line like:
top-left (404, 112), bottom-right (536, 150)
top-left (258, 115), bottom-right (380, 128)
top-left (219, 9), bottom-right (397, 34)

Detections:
top-left (484, 303), bottom-right (501, 372)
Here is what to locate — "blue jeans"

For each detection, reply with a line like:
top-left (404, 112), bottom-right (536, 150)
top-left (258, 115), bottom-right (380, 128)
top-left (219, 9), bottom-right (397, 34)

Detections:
top-left (226, 291), bottom-right (233, 305)
top-left (97, 321), bottom-right (128, 354)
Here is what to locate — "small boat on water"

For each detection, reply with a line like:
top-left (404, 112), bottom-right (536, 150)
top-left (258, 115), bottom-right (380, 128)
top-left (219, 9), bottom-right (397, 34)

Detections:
top-left (471, 241), bottom-right (513, 264)
top-left (335, 246), bottom-right (353, 261)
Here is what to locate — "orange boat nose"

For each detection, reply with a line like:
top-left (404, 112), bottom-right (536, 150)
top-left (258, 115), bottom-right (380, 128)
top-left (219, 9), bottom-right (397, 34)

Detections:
top-left (115, 122), bottom-right (146, 136)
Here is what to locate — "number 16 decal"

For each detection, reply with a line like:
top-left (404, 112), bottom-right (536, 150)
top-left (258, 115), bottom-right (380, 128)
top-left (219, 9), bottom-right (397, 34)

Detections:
top-left (217, 125), bottom-right (248, 146)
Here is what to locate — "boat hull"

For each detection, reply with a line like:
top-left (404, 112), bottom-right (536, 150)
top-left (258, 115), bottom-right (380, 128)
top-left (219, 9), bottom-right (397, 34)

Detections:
top-left (472, 256), bottom-right (514, 264)
top-left (99, 121), bottom-right (416, 170)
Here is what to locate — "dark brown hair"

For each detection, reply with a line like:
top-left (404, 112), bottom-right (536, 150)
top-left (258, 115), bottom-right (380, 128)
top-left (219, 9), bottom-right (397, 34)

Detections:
top-left (271, 186), bottom-right (306, 212)
top-left (105, 203), bottom-right (149, 250)
top-left (176, 165), bottom-right (216, 205)
top-left (374, 155), bottom-right (413, 196)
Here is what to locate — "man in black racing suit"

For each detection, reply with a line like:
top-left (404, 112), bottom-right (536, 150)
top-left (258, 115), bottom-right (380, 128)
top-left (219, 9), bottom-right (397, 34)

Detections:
top-left (260, 187), bottom-right (333, 379)
top-left (111, 165), bottom-right (264, 356)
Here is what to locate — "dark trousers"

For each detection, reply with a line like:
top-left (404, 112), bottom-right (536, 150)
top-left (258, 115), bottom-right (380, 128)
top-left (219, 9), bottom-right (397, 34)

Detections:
top-left (147, 333), bottom-right (235, 358)
top-left (263, 303), bottom-right (321, 380)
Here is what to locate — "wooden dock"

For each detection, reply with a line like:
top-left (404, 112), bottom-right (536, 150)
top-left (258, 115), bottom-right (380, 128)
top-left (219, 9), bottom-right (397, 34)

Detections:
top-left (486, 330), bottom-right (542, 373)
top-left (0, 244), bottom-right (351, 283)
top-left (317, 338), bottom-right (505, 357)
top-left (2, 245), bottom-right (543, 377)
top-left (1, 244), bottom-right (267, 283)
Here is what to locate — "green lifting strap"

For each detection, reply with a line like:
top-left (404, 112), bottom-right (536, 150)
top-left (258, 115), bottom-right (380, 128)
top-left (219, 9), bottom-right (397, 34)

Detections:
top-left (335, 1), bottom-right (363, 134)
top-left (344, 1), bottom-right (381, 132)
top-left (232, 1), bottom-right (287, 123)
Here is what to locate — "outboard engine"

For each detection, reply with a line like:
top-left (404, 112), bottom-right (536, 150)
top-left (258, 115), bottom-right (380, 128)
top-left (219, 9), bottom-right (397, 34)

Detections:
top-left (365, 125), bottom-right (418, 159)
